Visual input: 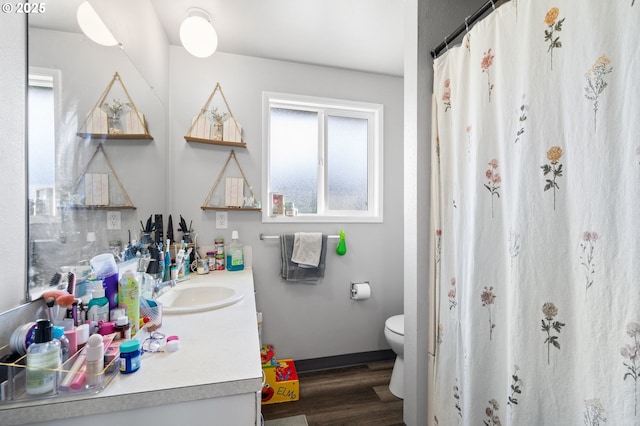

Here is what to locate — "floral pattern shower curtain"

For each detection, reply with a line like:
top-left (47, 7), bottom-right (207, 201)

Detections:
top-left (430, 0), bottom-right (639, 424)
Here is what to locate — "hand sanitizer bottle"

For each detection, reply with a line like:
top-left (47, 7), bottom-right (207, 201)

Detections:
top-left (26, 319), bottom-right (62, 395)
top-left (226, 231), bottom-right (244, 271)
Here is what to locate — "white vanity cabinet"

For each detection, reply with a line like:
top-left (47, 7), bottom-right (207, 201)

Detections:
top-left (1, 270), bottom-right (263, 426)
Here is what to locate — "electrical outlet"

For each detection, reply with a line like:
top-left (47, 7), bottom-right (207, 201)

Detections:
top-left (216, 211), bottom-right (228, 229)
top-left (107, 211), bottom-right (121, 230)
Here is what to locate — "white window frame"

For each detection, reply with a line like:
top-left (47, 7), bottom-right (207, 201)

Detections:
top-left (262, 92), bottom-right (383, 223)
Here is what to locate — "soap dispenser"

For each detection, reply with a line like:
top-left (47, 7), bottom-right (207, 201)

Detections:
top-left (226, 231), bottom-right (244, 271)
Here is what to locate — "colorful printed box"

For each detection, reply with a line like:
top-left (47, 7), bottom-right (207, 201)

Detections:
top-left (261, 358), bottom-right (299, 405)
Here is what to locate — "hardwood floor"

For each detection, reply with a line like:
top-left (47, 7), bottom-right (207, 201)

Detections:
top-left (261, 361), bottom-right (404, 426)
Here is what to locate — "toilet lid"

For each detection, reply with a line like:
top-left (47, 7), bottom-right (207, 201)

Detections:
top-left (385, 315), bottom-right (404, 335)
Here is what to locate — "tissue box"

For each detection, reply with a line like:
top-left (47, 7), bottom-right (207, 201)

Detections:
top-left (261, 359), bottom-right (299, 405)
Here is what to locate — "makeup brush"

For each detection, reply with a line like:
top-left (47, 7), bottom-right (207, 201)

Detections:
top-left (45, 297), bottom-right (56, 321)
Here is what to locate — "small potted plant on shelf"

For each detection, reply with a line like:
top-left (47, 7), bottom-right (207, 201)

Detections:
top-left (101, 98), bottom-right (131, 134)
top-left (205, 107), bottom-right (229, 140)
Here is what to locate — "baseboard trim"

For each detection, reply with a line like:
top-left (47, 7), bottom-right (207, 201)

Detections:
top-left (294, 350), bottom-right (395, 373)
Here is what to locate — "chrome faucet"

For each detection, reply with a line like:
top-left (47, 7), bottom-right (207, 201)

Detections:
top-left (152, 279), bottom-right (176, 298)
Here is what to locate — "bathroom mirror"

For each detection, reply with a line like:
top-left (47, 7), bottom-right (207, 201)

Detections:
top-left (26, 0), bottom-right (169, 301)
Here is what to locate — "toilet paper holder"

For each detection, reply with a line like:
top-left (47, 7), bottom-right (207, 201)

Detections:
top-left (350, 281), bottom-right (370, 300)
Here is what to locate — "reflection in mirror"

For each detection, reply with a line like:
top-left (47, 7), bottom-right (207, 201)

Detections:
top-left (27, 2), bottom-right (168, 302)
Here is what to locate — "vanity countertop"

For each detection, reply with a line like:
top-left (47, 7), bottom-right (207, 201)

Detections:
top-left (0, 269), bottom-right (262, 425)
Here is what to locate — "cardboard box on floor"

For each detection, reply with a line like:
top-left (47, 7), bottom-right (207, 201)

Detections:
top-left (261, 345), bottom-right (299, 405)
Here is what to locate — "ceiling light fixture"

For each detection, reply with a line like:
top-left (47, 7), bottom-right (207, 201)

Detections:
top-left (180, 8), bottom-right (218, 58)
top-left (76, 1), bottom-right (118, 47)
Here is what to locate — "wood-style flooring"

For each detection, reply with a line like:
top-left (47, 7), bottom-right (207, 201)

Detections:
top-left (261, 361), bottom-right (404, 426)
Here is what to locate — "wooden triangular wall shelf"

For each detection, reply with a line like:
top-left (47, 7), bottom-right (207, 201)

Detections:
top-left (201, 150), bottom-right (260, 211)
top-left (185, 82), bottom-right (245, 148)
top-left (67, 143), bottom-right (136, 210)
top-left (77, 72), bottom-right (153, 140)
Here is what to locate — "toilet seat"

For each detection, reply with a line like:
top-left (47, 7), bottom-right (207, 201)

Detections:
top-left (385, 315), bottom-right (404, 336)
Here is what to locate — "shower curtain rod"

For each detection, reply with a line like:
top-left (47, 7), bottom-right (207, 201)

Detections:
top-left (430, 0), bottom-right (497, 59)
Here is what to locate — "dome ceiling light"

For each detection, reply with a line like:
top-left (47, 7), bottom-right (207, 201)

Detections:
top-left (76, 1), bottom-right (118, 47)
top-left (180, 8), bottom-right (218, 58)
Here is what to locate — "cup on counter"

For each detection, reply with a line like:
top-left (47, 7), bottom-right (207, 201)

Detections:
top-left (196, 258), bottom-right (209, 275)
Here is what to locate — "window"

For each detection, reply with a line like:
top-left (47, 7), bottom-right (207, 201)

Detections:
top-left (262, 92), bottom-right (383, 223)
top-left (28, 68), bottom-right (59, 216)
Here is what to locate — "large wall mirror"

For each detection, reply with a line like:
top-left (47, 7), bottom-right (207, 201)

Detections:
top-left (26, 0), bottom-right (169, 302)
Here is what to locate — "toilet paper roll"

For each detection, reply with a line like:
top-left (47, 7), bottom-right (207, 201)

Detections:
top-left (351, 283), bottom-right (371, 300)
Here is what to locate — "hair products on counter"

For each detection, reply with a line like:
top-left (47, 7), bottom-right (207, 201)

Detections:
top-left (52, 326), bottom-right (69, 363)
top-left (90, 254), bottom-right (119, 312)
top-left (115, 316), bottom-right (131, 340)
top-left (64, 329), bottom-right (78, 357)
top-left (87, 286), bottom-right (109, 323)
top-left (118, 271), bottom-right (140, 336)
top-left (26, 319), bottom-right (62, 395)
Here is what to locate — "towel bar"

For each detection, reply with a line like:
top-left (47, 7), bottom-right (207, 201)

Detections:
top-left (259, 233), bottom-right (339, 240)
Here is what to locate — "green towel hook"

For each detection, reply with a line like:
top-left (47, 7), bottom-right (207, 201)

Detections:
top-left (336, 229), bottom-right (347, 256)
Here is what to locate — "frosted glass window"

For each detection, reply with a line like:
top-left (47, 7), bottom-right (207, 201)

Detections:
top-left (269, 108), bottom-right (318, 214)
top-left (263, 92), bottom-right (383, 223)
top-left (327, 115), bottom-right (368, 211)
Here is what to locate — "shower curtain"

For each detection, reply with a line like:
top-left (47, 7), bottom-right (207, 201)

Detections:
top-left (430, 0), bottom-right (640, 424)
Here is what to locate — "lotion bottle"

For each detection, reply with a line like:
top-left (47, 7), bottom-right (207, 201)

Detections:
top-left (87, 285), bottom-right (109, 322)
top-left (26, 319), bottom-right (62, 395)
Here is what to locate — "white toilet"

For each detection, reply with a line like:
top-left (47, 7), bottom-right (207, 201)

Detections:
top-left (384, 314), bottom-right (404, 399)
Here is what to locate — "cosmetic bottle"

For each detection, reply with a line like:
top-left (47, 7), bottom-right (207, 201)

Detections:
top-left (85, 334), bottom-right (104, 388)
top-left (115, 316), bottom-right (131, 340)
top-left (118, 270), bottom-right (140, 336)
top-left (52, 326), bottom-right (70, 363)
top-left (87, 286), bottom-right (109, 322)
top-left (226, 231), bottom-right (244, 271)
top-left (26, 319), bottom-right (62, 395)
top-left (64, 329), bottom-right (78, 357)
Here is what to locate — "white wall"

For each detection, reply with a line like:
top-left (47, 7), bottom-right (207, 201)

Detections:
top-left (169, 48), bottom-right (404, 360)
top-left (0, 13), bottom-right (27, 311)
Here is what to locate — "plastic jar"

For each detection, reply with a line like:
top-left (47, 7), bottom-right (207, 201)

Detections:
top-left (119, 339), bottom-right (141, 374)
top-left (207, 251), bottom-right (216, 272)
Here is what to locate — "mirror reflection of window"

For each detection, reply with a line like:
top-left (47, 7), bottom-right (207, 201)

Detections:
top-left (28, 69), bottom-right (58, 217)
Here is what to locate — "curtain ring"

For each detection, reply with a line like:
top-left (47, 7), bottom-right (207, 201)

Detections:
top-left (444, 36), bottom-right (449, 51)
top-left (465, 16), bottom-right (470, 33)
top-left (490, 0), bottom-right (496, 10)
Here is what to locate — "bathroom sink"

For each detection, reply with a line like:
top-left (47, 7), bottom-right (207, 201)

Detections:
top-left (156, 284), bottom-right (244, 314)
